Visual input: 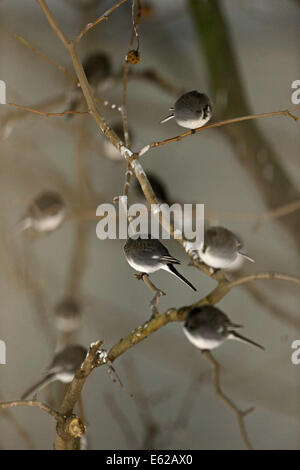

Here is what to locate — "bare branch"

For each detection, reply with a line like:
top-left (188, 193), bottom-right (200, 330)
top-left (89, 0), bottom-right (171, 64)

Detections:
top-left (8, 102), bottom-right (88, 117)
top-left (136, 106), bottom-right (300, 158)
top-left (76, 0), bottom-right (130, 43)
top-left (0, 399), bottom-right (62, 421)
top-left (13, 33), bottom-right (77, 84)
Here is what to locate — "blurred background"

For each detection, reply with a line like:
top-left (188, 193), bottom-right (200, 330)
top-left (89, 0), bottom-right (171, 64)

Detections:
top-left (0, 0), bottom-right (300, 450)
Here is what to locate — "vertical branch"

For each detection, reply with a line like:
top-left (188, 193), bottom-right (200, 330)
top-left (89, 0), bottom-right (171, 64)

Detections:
top-left (122, 0), bottom-right (142, 200)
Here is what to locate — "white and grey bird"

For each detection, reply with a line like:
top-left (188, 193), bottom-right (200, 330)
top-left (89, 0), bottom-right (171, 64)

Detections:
top-left (199, 226), bottom-right (254, 270)
top-left (21, 345), bottom-right (87, 399)
top-left (183, 306), bottom-right (264, 351)
top-left (124, 235), bottom-right (197, 291)
top-left (18, 190), bottom-right (66, 233)
top-left (161, 90), bottom-right (212, 129)
top-left (54, 297), bottom-right (82, 333)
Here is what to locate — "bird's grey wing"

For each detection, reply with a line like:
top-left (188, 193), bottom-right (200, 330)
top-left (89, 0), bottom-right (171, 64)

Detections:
top-left (49, 346), bottom-right (86, 373)
top-left (203, 307), bottom-right (231, 333)
top-left (149, 239), bottom-right (180, 264)
top-left (158, 254), bottom-right (180, 264)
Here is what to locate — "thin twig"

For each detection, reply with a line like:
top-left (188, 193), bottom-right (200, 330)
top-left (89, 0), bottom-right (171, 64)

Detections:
top-left (121, 0), bottom-right (142, 202)
top-left (9, 102), bottom-right (89, 117)
top-left (0, 399), bottom-right (62, 421)
top-left (136, 106), bottom-right (300, 158)
top-left (244, 282), bottom-right (300, 330)
top-left (13, 34), bottom-right (77, 84)
top-left (76, 0), bottom-right (130, 43)
top-left (227, 272), bottom-right (300, 290)
top-left (36, 0), bottom-right (70, 47)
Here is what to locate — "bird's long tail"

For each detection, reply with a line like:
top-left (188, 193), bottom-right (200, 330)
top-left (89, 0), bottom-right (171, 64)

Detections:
top-left (166, 264), bottom-right (197, 291)
top-left (160, 114), bottom-right (174, 124)
top-left (229, 330), bottom-right (264, 350)
top-left (21, 374), bottom-right (55, 400)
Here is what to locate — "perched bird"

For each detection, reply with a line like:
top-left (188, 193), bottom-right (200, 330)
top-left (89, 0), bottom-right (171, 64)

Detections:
top-left (54, 297), bottom-right (82, 333)
top-left (67, 51), bottom-right (111, 115)
top-left (134, 172), bottom-right (171, 205)
top-left (21, 345), bottom-right (87, 399)
top-left (199, 226), bottom-right (254, 270)
top-left (161, 90), bottom-right (212, 129)
top-left (183, 306), bottom-right (264, 351)
top-left (103, 122), bottom-right (133, 161)
top-left (18, 190), bottom-right (66, 233)
top-left (124, 235), bottom-right (197, 291)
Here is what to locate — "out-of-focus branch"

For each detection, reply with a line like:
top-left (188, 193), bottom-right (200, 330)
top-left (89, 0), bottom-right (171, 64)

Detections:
top-left (244, 282), bottom-right (300, 330)
top-left (104, 392), bottom-right (138, 448)
top-left (0, 392), bottom-right (34, 449)
top-left (8, 102), bottom-right (88, 117)
top-left (13, 33), bottom-right (77, 83)
top-left (202, 350), bottom-right (254, 450)
top-left (126, 68), bottom-right (185, 96)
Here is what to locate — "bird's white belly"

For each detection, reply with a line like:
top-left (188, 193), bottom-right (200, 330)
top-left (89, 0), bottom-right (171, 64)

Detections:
top-left (176, 115), bottom-right (210, 129)
top-left (33, 211), bottom-right (65, 232)
top-left (183, 329), bottom-right (222, 350)
top-left (55, 316), bottom-right (81, 333)
top-left (200, 249), bottom-right (237, 269)
top-left (56, 371), bottom-right (75, 383)
top-left (126, 257), bottom-right (161, 274)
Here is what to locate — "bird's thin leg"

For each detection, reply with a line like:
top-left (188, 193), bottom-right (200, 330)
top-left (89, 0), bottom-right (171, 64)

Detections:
top-left (141, 274), bottom-right (166, 318)
top-left (134, 272), bottom-right (147, 280)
